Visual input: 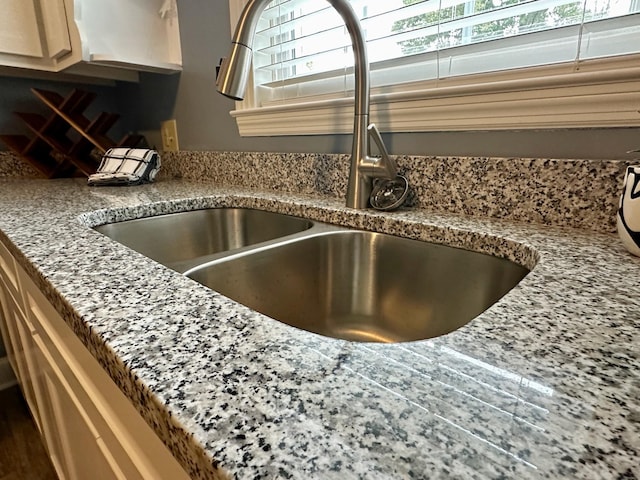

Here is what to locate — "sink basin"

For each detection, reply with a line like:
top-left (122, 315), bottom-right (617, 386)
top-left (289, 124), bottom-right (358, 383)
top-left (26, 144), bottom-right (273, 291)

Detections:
top-left (94, 206), bottom-right (529, 343)
top-left (187, 230), bottom-right (529, 343)
top-left (93, 208), bottom-right (313, 272)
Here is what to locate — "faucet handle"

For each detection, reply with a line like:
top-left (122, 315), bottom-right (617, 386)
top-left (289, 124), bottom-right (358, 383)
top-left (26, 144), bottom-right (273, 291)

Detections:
top-left (367, 123), bottom-right (397, 177)
top-left (215, 57), bottom-right (226, 81)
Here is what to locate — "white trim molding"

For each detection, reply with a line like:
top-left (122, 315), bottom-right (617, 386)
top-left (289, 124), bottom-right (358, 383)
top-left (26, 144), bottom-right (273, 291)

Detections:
top-left (230, 55), bottom-right (640, 136)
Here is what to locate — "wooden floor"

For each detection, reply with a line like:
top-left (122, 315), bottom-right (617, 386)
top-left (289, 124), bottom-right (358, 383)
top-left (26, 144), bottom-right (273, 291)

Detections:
top-left (0, 385), bottom-right (57, 480)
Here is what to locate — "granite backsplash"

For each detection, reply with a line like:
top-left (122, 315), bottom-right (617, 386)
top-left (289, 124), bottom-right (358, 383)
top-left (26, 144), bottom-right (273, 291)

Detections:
top-left (0, 150), bottom-right (629, 233)
top-left (159, 151), bottom-right (629, 234)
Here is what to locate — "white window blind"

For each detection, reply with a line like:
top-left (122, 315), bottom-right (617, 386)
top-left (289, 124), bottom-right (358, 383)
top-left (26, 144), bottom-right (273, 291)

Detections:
top-left (226, 0), bottom-right (640, 135)
top-left (249, 0), bottom-right (640, 107)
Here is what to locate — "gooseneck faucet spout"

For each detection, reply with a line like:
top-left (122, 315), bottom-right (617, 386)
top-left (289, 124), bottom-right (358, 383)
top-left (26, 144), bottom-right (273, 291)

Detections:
top-left (216, 0), bottom-right (399, 209)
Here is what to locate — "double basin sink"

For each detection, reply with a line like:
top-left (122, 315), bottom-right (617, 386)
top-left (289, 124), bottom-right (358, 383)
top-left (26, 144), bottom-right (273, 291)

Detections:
top-left (94, 208), bottom-right (529, 343)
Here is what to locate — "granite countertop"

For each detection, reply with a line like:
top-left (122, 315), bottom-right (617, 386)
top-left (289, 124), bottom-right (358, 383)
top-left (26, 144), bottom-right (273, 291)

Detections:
top-left (0, 178), bottom-right (638, 480)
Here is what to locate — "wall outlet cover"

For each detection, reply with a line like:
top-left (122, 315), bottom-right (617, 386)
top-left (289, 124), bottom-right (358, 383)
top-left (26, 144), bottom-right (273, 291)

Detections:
top-left (161, 119), bottom-right (179, 152)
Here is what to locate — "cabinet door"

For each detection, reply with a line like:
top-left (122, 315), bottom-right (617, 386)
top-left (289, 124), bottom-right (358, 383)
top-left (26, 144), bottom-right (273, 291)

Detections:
top-left (0, 283), bottom-right (17, 389)
top-left (0, 286), bottom-right (15, 365)
top-left (0, 240), bottom-right (22, 305)
top-left (12, 308), bottom-right (44, 432)
top-left (34, 334), bottom-right (128, 480)
top-left (0, 0), bottom-right (72, 70)
top-left (72, 0), bottom-right (181, 72)
top-left (0, 0), bottom-right (43, 58)
top-left (0, 284), bottom-right (30, 396)
top-left (0, 278), bottom-right (66, 480)
top-left (32, 362), bottom-right (71, 480)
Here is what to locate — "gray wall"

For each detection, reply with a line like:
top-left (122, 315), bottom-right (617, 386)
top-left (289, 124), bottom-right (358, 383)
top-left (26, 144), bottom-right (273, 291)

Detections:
top-left (0, 76), bottom-right (125, 149)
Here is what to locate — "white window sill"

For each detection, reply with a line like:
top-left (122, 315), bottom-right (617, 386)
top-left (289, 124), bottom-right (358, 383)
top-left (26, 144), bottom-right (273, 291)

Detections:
top-left (230, 54), bottom-right (640, 136)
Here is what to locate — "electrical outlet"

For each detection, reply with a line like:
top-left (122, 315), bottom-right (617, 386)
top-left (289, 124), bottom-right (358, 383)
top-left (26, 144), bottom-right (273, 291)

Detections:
top-left (160, 119), bottom-right (179, 152)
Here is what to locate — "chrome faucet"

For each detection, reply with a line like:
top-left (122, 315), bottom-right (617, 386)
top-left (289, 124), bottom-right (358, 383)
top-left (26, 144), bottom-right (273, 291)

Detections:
top-left (216, 0), bottom-right (399, 209)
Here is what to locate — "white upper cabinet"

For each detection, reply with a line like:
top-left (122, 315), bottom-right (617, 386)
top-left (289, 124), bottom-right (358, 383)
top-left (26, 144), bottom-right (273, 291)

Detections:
top-left (0, 0), bottom-right (68, 63)
top-left (40, 0), bottom-right (73, 61)
top-left (69, 0), bottom-right (182, 74)
top-left (0, 0), bottom-right (181, 81)
top-left (0, 0), bottom-right (43, 58)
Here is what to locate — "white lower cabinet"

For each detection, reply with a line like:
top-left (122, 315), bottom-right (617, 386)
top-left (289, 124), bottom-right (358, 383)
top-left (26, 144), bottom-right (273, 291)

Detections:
top-left (0, 239), bottom-right (191, 480)
top-left (0, 276), bottom-right (42, 427)
top-left (34, 337), bottom-right (128, 480)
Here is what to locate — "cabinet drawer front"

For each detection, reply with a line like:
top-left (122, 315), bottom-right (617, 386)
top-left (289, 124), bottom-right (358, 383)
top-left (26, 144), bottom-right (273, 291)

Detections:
top-left (0, 241), bottom-right (23, 309)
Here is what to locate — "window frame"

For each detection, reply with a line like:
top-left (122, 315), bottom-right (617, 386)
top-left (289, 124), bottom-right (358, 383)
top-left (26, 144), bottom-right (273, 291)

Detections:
top-left (227, 0), bottom-right (640, 136)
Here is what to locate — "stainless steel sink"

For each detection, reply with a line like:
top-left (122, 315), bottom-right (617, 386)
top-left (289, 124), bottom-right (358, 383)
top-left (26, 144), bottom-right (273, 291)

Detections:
top-left (93, 208), bottom-right (313, 272)
top-left (95, 206), bottom-right (529, 343)
top-left (187, 230), bottom-right (529, 343)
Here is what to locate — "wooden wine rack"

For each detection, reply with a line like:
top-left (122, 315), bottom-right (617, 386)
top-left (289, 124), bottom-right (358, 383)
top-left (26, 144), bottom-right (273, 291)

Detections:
top-left (0, 88), bottom-right (144, 178)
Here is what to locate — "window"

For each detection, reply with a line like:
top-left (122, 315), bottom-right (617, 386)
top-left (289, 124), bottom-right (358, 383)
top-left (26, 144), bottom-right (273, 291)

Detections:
top-left (227, 0), bottom-right (640, 135)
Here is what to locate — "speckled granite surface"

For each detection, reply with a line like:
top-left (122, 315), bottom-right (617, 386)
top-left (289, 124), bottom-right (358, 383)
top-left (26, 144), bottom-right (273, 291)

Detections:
top-left (160, 151), bottom-right (629, 234)
top-left (0, 151), bottom-right (41, 178)
top-left (0, 177), bottom-right (639, 480)
top-left (1, 150), bottom-right (629, 232)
